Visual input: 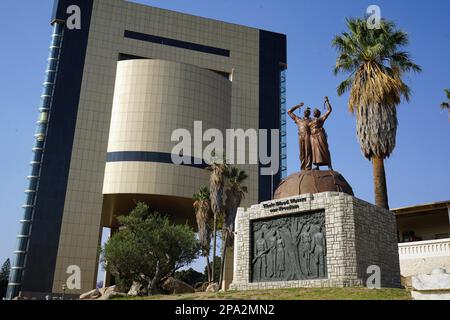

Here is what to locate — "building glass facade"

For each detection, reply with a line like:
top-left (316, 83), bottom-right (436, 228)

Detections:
top-left (280, 69), bottom-right (287, 178)
top-left (7, 22), bottom-right (65, 300)
top-left (7, 0), bottom-right (287, 299)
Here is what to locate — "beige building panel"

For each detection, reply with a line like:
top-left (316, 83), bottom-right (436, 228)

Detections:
top-left (107, 59), bottom-right (232, 154)
top-left (103, 162), bottom-right (208, 199)
top-left (53, 0), bottom-right (263, 294)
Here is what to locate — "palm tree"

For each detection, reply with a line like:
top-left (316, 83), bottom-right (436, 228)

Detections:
top-left (193, 186), bottom-right (212, 282)
top-left (332, 18), bottom-right (421, 209)
top-left (219, 166), bottom-right (248, 287)
top-left (441, 89), bottom-right (450, 120)
top-left (207, 154), bottom-right (227, 284)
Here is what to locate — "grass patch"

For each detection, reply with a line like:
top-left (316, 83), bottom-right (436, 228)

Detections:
top-left (115, 287), bottom-right (411, 300)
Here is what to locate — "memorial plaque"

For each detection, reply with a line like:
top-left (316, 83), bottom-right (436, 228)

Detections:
top-left (251, 210), bottom-right (327, 282)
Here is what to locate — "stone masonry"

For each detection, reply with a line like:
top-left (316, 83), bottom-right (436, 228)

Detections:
top-left (230, 192), bottom-right (401, 290)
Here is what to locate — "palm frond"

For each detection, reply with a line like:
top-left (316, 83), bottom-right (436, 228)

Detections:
top-left (337, 75), bottom-right (354, 95)
top-left (332, 17), bottom-right (421, 158)
top-left (223, 166), bottom-right (249, 245)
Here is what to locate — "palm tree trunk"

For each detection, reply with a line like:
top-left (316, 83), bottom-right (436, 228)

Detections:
top-left (372, 157), bottom-right (389, 209)
top-left (218, 230), bottom-right (229, 290)
top-left (206, 255), bottom-right (211, 283)
top-left (211, 213), bottom-right (217, 283)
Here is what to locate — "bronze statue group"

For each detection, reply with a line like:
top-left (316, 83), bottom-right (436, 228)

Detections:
top-left (288, 97), bottom-right (333, 171)
top-left (251, 97), bottom-right (338, 282)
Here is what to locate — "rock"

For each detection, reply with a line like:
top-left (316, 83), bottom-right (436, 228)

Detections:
top-left (128, 281), bottom-right (147, 296)
top-left (412, 268), bottom-right (450, 291)
top-left (401, 276), bottom-right (412, 290)
top-left (97, 291), bottom-right (127, 300)
top-left (98, 285), bottom-right (118, 296)
top-left (432, 268), bottom-right (447, 275)
top-left (206, 283), bottom-right (219, 293)
top-left (194, 282), bottom-right (209, 292)
top-left (162, 277), bottom-right (195, 294)
top-left (79, 288), bottom-right (101, 300)
top-left (96, 285), bottom-right (124, 300)
top-left (411, 268), bottom-right (450, 300)
top-left (194, 282), bottom-right (203, 290)
top-left (411, 291), bottom-right (450, 300)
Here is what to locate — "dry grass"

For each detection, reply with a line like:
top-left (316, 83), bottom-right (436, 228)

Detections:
top-left (116, 287), bottom-right (411, 301)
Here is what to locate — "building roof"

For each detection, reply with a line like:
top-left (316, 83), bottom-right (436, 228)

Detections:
top-left (392, 200), bottom-right (450, 216)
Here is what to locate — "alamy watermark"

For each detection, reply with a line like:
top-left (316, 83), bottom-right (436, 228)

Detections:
top-left (61, 4), bottom-right (382, 31)
top-left (65, 5), bottom-right (81, 30)
top-left (366, 5), bottom-right (382, 29)
top-left (66, 265), bottom-right (81, 290)
top-left (171, 121), bottom-right (280, 175)
top-left (366, 265), bottom-right (381, 289)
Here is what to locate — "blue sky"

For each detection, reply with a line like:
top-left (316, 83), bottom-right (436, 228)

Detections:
top-left (0, 0), bottom-right (449, 274)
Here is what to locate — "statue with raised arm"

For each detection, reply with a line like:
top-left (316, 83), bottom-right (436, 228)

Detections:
top-left (274, 96), bottom-right (354, 200)
top-left (288, 102), bottom-right (312, 171)
top-left (310, 97), bottom-right (333, 170)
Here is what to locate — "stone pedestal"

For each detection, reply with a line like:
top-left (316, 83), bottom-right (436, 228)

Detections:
top-left (230, 192), bottom-right (401, 290)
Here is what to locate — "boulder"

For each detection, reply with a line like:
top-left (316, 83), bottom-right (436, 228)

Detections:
top-left (194, 282), bottom-right (209, 292)
top-left (98, 285), bottom-right (118, 296)
top-left (79, 288), bottom-right (101, 300)
top-left (206, 283), bottom-right (219, 293)
top-left (411, 268), bottom-right (450, 300)
top-left (162, 277), bottom-right (195, 294)
top-left (401, 276), bottom-right (413, 290)
top-left (128, 281), bottom-right (147, 296)
top-left (97, 291), bottom-right (127, 300)
top-left (411, 291), bottom-right (450, 300)
top-left (97, 285), bottom-right (125, 300)
top-left (412, 268), bottom-right (450, 291)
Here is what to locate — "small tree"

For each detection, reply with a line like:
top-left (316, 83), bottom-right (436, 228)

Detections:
top-left (0, 259), bottom-right (11, 299)
top-left (219, 167), bottom-right (248, 287)
top-left (206, 153), bottom-right (228, 284)
top-left (193, 186), bottom-right (213, 282)
top-left (102, 203), bottom-right (199, 294)
top-left (333, 18), bottom-right (421, 209)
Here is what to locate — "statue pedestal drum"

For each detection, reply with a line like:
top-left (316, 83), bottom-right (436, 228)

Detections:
top-left (273, 170), bottom-right (354, 199)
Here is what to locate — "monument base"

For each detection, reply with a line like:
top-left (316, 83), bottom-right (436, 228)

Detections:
top-left (230, 192), bottom-right (401, 291)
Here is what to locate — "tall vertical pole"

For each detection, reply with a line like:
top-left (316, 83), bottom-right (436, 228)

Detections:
top-left (6, 22), bottom-right (65, 300)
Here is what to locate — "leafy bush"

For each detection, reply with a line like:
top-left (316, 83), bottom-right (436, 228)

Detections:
top-left (102, 202), bottom-right (199, 294)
